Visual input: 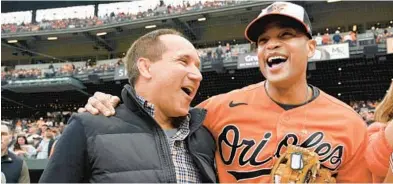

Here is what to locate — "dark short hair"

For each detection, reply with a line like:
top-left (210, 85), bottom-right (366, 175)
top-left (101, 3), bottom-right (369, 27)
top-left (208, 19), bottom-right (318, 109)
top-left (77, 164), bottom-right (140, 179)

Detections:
top-left (124, 29), bottom-right (185, 86)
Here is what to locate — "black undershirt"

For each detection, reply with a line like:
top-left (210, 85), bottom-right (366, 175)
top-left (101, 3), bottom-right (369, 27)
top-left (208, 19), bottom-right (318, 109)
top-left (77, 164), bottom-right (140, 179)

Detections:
top-left (268, 85), bottom-right (320, 111)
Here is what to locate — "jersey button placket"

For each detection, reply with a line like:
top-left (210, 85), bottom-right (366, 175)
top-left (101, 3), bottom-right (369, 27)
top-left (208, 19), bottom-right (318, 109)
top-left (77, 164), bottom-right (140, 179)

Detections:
top-left (283, 115), bottom-right (290, 122)
top-left (279, 113), bottom-right (291, 124)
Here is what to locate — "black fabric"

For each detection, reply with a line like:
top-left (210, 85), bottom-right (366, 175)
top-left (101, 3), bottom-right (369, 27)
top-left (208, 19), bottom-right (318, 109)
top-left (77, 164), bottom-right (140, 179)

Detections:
top-left (1, 151), bottom-right (23, 183)
top-left (47, 139), bottom-right (55, 157)
top-left (39, 84), bottom-right (217, 183)
top-left (275, 85), bottom-right (320, 110)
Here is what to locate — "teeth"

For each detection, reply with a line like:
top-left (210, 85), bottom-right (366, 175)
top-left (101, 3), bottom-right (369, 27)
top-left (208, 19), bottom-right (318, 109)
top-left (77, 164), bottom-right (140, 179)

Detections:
top-left (268, 56), bottom-right (287, 63)
top-left (185, 87), bottom-right (193, 93)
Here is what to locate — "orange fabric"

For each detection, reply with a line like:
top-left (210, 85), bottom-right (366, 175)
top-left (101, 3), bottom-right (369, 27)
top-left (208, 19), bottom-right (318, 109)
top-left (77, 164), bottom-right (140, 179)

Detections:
top-left (366, 123), bottom-right (393, 183)
top-left (197, 81), bottom-right (371, 183)
top-left (385, 167), bottom-right (393, 183)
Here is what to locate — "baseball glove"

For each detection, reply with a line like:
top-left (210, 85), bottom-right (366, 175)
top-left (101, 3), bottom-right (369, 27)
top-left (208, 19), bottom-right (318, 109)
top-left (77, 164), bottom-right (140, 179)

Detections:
top-left (271, 144), bottom-right (336, 183)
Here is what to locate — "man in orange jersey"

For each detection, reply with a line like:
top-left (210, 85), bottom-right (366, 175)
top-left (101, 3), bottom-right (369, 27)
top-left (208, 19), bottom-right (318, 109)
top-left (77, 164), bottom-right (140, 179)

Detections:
top-left (78, 2), bottom-right (371, 183)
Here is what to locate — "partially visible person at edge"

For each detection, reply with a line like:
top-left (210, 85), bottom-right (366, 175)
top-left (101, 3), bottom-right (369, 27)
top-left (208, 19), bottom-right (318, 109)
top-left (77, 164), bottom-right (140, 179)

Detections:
top-left (366, 80), bottom-right (393, 183)
top-left (78, 2), bottom-right (371, 182)
top-left (1, 124), bottom-right (30, 183)
top-left (39, 29), bottom-right (216, 183)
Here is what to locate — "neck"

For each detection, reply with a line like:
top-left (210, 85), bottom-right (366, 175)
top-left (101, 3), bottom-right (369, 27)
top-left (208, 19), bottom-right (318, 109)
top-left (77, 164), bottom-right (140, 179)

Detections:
top-left (266, 79), bottom-right (311, 105)
top-left (154, 109), bottom-right (175, 130)
top-left (135, 83), bottom-right (175, 130)
top-left (135, 83), bottom-right (153, 103)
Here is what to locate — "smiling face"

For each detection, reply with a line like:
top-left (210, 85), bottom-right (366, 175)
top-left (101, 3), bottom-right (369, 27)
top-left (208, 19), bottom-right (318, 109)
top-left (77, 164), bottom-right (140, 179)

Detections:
top-left (17, 136), bottom-right (26, 145)
top-left (147, 34), bottom-right (202, 118)
top-left (256, 21), bottom-right (316, 87)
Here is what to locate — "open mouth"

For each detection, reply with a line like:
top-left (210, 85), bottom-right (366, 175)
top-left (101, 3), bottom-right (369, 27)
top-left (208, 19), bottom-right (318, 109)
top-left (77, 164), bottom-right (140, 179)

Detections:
top-left (181, 87), bottom-right (192, 96)
top-left (267, 56), bottom-right (288, 68)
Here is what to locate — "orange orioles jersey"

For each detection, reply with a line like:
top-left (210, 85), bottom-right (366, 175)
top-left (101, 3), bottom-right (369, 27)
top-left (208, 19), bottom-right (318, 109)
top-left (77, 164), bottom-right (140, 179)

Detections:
top-left (196, 81), bottom-right (371, 183)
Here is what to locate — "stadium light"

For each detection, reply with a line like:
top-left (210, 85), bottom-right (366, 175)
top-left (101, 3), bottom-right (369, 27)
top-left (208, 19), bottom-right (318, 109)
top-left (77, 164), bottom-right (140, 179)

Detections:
top-left (338, 93), bottom-right (341, 96)
top-left (327, 0), bottom-right (341, 3)
top-left (198, 17), bottom-right (206, 22)
top-left (7, 40), bottom-right (18, 43)
top-left (145, 25), bottom-right (156, 29)
top-left (47, 37), bottom-right (58, 40)
top-left (96, 32), bottom-right (107, 36)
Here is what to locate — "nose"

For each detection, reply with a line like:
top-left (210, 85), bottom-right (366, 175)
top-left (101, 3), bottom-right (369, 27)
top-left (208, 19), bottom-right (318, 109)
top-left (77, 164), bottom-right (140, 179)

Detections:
top-left (188, 65), bottom-right (203, 82)
top-left (265, 38), bottom-right (281, 50)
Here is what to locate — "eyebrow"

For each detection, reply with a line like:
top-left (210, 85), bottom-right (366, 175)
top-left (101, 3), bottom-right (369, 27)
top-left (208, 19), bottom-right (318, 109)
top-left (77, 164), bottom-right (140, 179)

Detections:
top-left (258, 28), bottom-right (298, 39)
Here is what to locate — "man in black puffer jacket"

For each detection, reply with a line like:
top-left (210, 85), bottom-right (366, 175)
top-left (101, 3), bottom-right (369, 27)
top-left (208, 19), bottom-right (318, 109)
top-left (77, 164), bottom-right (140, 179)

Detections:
top-left (39, 29), bottom-right (217, 183)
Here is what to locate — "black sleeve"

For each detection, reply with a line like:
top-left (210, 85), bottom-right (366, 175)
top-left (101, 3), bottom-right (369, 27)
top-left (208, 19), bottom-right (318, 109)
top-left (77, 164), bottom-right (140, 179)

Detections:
top-left (39, 115), bottom-right (89, 183)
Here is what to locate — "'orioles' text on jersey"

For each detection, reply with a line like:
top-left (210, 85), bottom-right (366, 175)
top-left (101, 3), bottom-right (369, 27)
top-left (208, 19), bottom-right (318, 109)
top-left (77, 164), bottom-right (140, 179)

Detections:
top-left (197, 81), bottom-right (371, 183)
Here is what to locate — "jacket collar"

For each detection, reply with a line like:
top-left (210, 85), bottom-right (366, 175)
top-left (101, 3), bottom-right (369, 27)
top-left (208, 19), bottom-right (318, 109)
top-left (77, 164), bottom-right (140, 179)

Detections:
top-left (120, 84), bottom-right (206, 133)
top-left (121, 84), bottom-right (146, 113)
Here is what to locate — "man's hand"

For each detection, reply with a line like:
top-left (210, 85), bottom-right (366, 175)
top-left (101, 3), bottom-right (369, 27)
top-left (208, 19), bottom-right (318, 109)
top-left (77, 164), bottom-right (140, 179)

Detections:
top-left (78, 92), bottom-right (121, 116)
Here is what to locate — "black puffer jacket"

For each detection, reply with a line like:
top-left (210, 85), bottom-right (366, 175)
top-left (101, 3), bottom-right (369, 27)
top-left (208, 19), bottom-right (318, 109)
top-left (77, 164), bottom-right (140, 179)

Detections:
top-left (39, 85), bottom-right (217, 183)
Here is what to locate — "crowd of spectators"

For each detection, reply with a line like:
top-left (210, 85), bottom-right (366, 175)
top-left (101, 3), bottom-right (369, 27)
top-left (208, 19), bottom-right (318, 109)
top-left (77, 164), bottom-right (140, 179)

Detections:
top-left (313, 28), bottom-right (393, 47)
top-left (1, 0), bottom-right (245, 34)
top-left (1, 68), bottom-right (42, 80)
top-left (350, 100), bottom-right (379, 126)
top-left (314, 31), bottom-right (359, 47)
top-left (1, 60), bottom-right (121, 81)
top-left (2, 111), bottom-right (71, 160)
top-left (374, 28), bottom-right (393, 44)
top-left (2, 42), bottom-right (250, 81)
top-left (198, 43), bottom-right (250, 62)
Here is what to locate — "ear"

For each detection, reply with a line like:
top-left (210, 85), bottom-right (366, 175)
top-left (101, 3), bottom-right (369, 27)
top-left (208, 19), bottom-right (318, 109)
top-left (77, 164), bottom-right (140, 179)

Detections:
top-left (307, 39), bottom-right (317, 58)
top-left (136, 57), bottom-right (152, 79)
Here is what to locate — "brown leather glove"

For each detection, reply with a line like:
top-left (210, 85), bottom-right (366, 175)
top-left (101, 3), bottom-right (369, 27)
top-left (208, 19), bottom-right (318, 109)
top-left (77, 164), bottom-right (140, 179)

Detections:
top-left (271, 144), bottom-right (336, 183)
